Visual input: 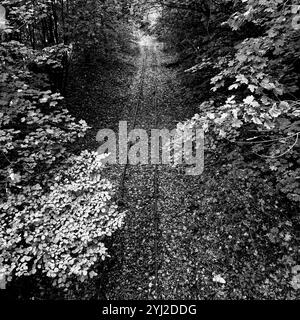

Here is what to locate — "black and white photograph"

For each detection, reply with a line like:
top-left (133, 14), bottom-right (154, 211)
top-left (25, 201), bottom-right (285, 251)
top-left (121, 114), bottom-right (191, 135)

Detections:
top-left (0, 0), bottom-right (300, 314)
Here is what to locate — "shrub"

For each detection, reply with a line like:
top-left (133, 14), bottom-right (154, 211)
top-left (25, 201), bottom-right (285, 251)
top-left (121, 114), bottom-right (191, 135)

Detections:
top-left (0, 151), bottom-right (126, 289)
top-left (0, 40), bottom-right (126, 291)
top-left (172, 0), bottom-right (300, 205)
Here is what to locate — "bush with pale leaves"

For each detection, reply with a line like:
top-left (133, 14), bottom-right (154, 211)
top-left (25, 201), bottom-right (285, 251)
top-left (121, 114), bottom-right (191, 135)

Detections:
top-left (0, 151), bottom-right (126, 288)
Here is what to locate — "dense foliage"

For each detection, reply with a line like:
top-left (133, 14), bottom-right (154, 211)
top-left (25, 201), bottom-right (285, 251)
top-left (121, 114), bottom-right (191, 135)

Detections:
top-left (0, 0), bottom-right (134, 294)
top-left (1, 152), bottom-right (125, 289)
top-left (1, 0), bottom-right (300, 299)
top-left (155, 0), bottom-right (300, 211)
top-left (153, 0), bottom-right (300, 294)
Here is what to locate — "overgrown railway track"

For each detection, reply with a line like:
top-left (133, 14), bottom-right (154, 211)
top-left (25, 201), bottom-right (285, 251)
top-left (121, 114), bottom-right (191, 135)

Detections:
top-left (117, 41), bottom-right (162, 299)
top-left (119, 45), bottom-right (148, 200)
top-left (152, 48), bottom-right (160, 299)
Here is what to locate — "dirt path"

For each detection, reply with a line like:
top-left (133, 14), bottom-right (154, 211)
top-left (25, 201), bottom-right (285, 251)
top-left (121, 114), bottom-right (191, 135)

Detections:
top-left (102, 35), bottom-right (200, 300)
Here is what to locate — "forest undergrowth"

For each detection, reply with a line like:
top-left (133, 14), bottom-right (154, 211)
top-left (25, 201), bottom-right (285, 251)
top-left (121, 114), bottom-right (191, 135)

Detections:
top-left (0, 0), bottom-right (300, 300)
